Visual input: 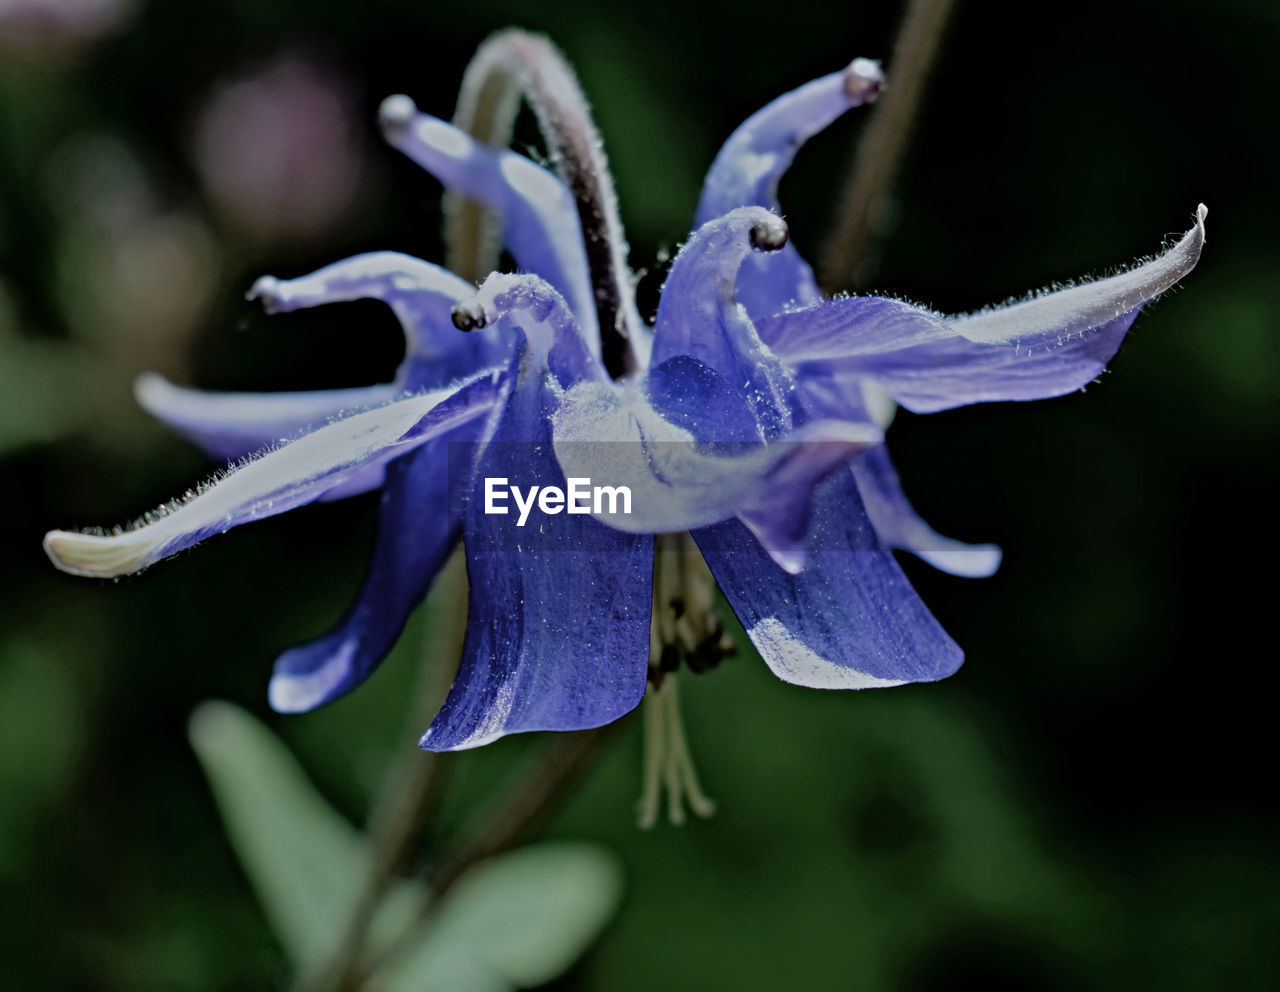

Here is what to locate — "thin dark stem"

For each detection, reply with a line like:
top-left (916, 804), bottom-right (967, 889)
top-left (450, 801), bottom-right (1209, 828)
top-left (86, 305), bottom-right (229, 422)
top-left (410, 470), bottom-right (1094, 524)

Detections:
top-left (819, 0), bottom-right (957, 293)
top-left (445, 29), bottom-right (640, 377)
top-left (319, 757), bottom-right (436, 988)
top-left (427, 726), bottom-right (608, 900)
top-left (445, 48), bottom-right (522, 283)
top-left (299, 554), bottom-right (468, 992)
top-left (360, 726), bottom-right (610, 981)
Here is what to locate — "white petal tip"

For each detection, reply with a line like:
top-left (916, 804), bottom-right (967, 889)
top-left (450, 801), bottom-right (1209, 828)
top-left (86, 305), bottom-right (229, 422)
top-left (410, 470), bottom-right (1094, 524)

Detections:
top-left (918, 544), bottom-right (1003, 579)
top-left (44, 529), bottom-right (146, 578)
top-left (768, 547), bottom-right (807, 575)
top-left (748, 618), bottom-right (913, 689)
top-left (844, 58), bottom-right (884, 101)
top-left (132, 371), bottom-right (171, 410)
top-left (267, 647), bottom-right (354, 713)
top-left (378, 94), bottom-right (418, 132)
top-left (266, 675), bottom-right (312, 714)
top-left (1195, 203), bottom-right (1208, 241)
top-left (417, 724), bottom-right (507, 752)
top-left (246, 275), bottom-right (283, 310)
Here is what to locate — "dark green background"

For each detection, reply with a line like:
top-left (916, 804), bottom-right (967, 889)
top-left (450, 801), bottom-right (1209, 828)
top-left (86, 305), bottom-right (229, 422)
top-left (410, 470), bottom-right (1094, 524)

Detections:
top-left (3, 0), bottom-right (1277, 988)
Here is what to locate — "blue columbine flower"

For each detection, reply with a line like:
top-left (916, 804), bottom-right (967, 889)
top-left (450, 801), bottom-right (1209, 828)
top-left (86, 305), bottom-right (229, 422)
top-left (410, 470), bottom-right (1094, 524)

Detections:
top-left (44, 47), bottom-right (1204, 754)
top-left (40, 91), bottom-right (872, 750)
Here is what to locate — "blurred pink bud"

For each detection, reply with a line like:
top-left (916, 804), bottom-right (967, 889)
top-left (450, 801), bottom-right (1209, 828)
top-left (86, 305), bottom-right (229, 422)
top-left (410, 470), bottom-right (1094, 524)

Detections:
top-left (191, 55), bottom-right (368, 242)
top-left (0, 0), bottom-right (133, 58)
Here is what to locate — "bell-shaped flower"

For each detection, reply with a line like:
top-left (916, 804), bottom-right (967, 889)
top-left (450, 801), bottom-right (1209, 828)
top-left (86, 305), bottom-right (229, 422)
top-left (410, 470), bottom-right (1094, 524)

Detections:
top-left (423, 274), bottom-right (875, 748)
top-left (44, 47), bottom-right (1205, 754)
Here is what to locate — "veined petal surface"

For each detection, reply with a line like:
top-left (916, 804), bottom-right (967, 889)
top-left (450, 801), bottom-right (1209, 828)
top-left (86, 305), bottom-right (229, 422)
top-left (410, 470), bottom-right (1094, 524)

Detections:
top-left (695, 473), bottom-right (963, 688)
top-left (420, 276), bottom-right (650, 750)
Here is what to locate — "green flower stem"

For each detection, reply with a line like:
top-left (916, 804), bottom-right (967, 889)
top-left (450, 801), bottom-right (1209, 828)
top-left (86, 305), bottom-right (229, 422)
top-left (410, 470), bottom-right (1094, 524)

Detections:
top-left (445, 28), bottom-right (642, 377)
top-left (425, 725), bottom-right (609, 900)
top-left (300, 552), bottom-right (467, 992)
top-left (363, 725), bottom-right (611, 984)
top-left (819, 0), bottom-right (956, 292)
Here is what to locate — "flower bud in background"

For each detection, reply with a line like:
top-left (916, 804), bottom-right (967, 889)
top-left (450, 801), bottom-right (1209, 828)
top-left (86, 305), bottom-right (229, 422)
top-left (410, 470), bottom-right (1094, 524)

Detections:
top-left (46, 132), bottom-right (220, 435)
top-left (0, 0), bottom-right (133, 62)
top-left (190, 54), bottom-right (369, 244)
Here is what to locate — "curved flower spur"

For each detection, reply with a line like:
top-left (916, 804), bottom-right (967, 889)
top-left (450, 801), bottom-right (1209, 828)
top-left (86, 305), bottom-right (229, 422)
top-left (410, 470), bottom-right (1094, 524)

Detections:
top-left (44, 34), bottom-right (1204, 807)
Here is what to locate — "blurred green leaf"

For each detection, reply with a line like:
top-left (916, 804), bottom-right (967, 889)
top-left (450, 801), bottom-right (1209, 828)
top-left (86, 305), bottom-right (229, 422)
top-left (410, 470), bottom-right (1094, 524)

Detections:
top-left (0, 641), bottom-right (80, 875)
top-left (188, 701), bottom-right (419, 973)
top-left (375, 843), bottom-right (624, 992)
top-left (190, 701), bottom-right (620, 992)
top-left (0, 280), bottom-right (94, 455)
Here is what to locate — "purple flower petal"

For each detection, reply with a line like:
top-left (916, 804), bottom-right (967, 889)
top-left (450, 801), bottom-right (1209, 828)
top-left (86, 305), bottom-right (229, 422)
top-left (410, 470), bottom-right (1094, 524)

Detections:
top-left (139, 252), bottom-right (511, 475)
top-left (695, 58), bottom-right (882, 318)
top-left (651, 214), bottom-right (961, 678)
top-left (268, 427), bottom-right (482, 713)
top-left (761, 207), bottom-right (1207, 413)
top-left (643, 355), bottom-right (764, 445)
top-left (420, 279), bottom-right (649, 750)
top-left (949, 206), bottom-right (1207, 346)
top-left (134, 373), bottom-right (399, 465)
top-left (377, 96), bottom-right (598, 353)
top-left (694, 473), bottom-right (963, 688)
top-left (794, 371), bottom-right (1000, 577)
top-left (551, 376), bottom-right (880, 573)
top-left (43, 371), bottom-right (504, 578)
top-left (421, 442), bottom-right (652, 751)
top-left (853, 443), bottom-right (1001, 578)
top-left (654, 207), bottom-right (799, 436)
top-left (247, 251), bottom-right (507, 387)
top-left (461, 272), bottom-right (605, 388)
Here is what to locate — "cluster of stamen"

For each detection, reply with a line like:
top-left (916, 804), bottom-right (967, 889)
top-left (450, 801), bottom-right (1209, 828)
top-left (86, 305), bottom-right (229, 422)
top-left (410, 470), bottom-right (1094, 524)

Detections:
top-left (649, 532), bottom-right (736, 681)
top-left (636, 533), bottom-right (735, 828)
